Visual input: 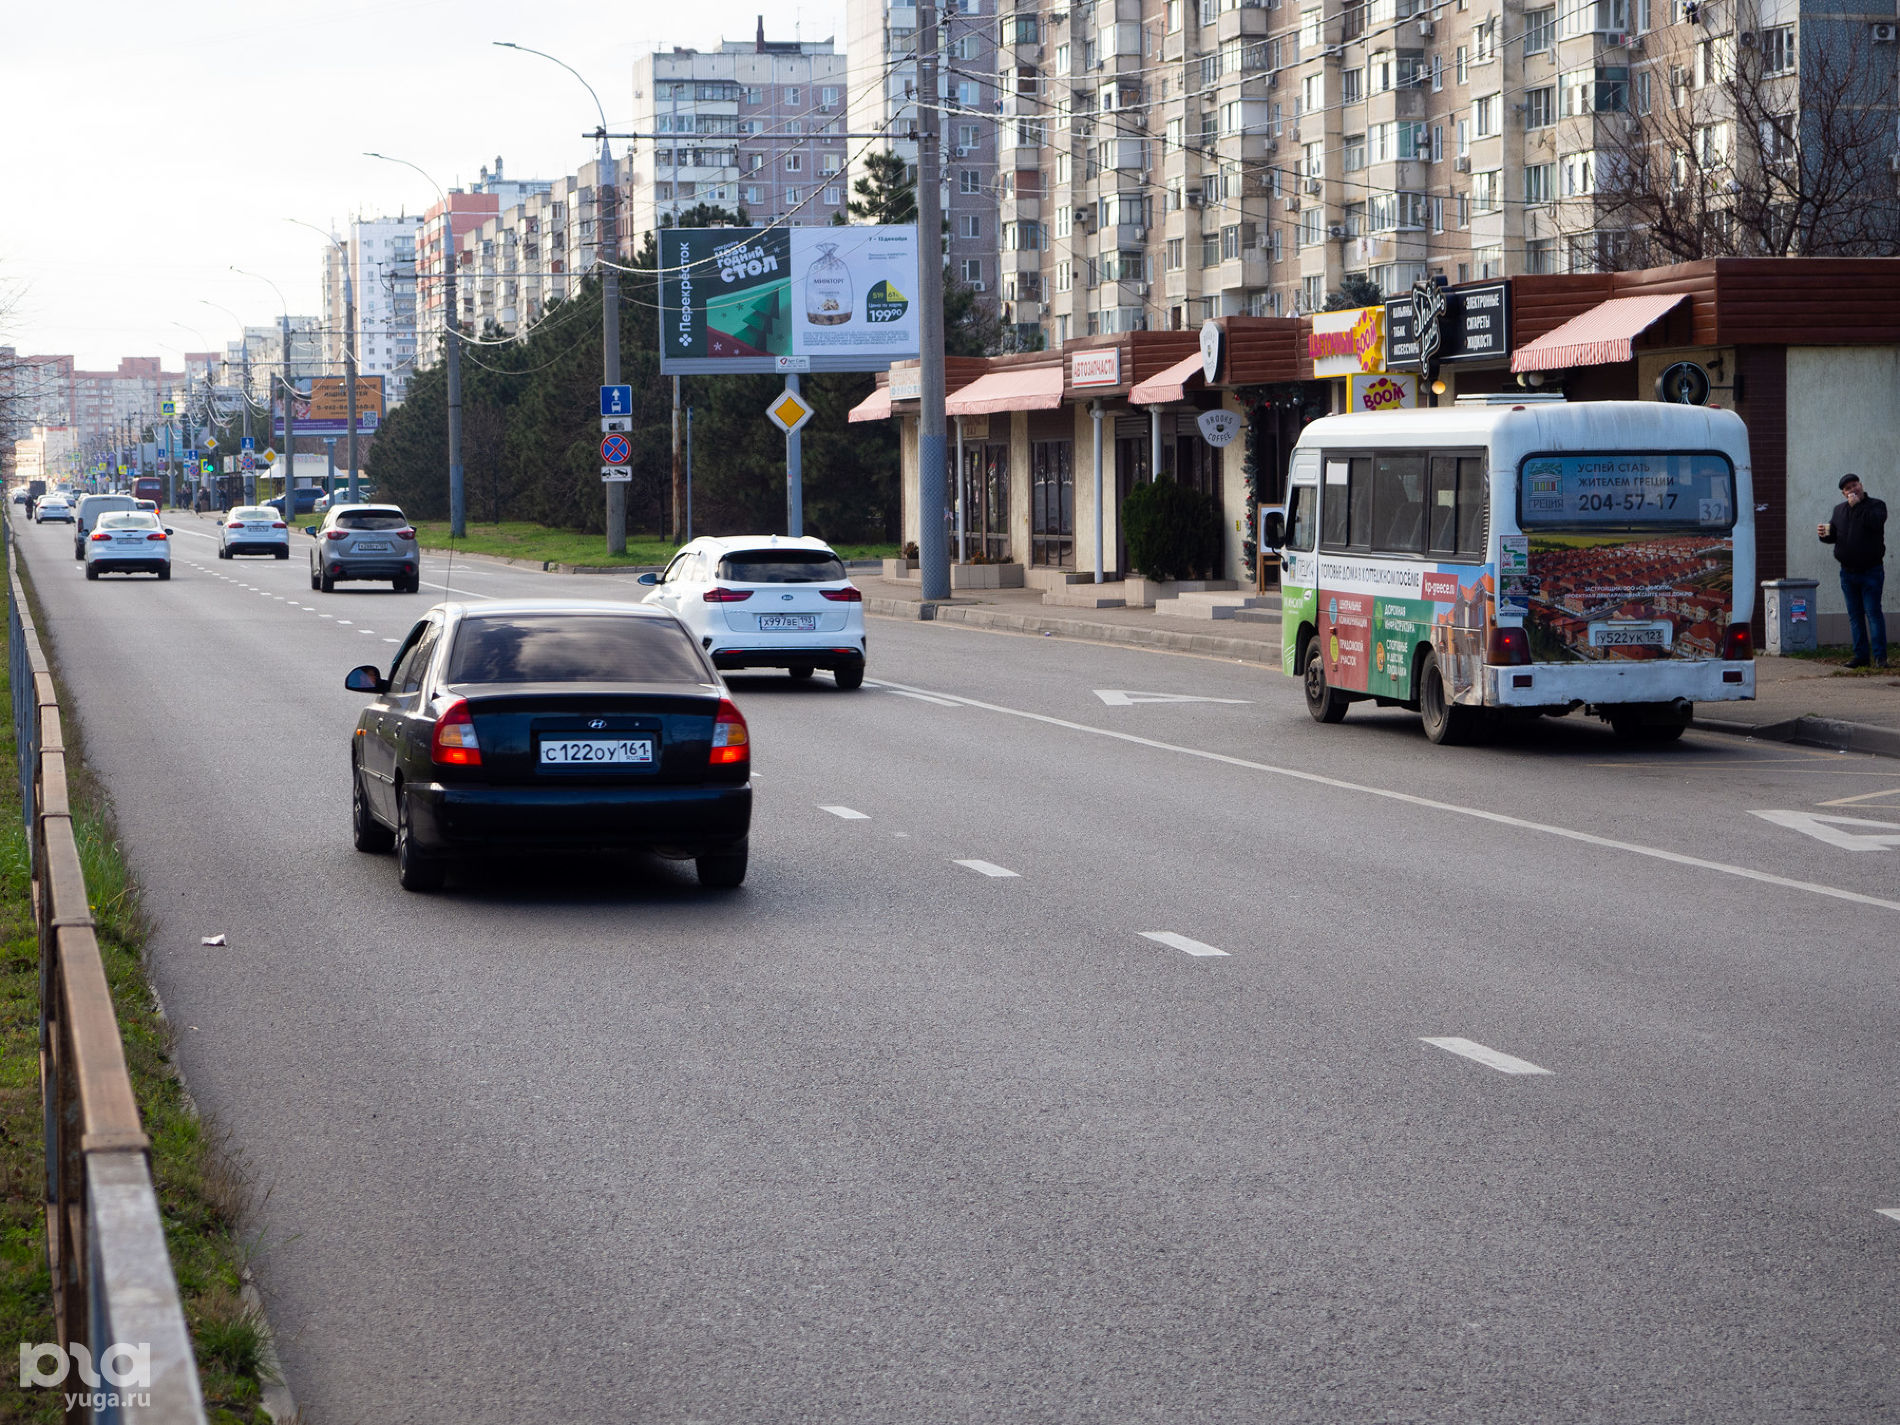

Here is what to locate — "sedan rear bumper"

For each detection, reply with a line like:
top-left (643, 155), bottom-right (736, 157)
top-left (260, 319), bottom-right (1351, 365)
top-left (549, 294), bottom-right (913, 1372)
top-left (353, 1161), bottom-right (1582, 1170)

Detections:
top-left (88, 559), bottom-right (169, 574)
top-left (408, 779), bottom-right (751, 855)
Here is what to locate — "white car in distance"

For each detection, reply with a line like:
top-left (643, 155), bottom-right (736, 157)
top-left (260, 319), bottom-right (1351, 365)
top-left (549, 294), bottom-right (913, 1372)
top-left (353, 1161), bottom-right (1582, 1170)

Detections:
top-left (84, 512), bottom-right (172, 581)
top-left (33, 496), bottom-right (73, 524)
top-left (640, 534), bottom-right (866, 689)
top-left (219, 505), bottom-right (291, 559)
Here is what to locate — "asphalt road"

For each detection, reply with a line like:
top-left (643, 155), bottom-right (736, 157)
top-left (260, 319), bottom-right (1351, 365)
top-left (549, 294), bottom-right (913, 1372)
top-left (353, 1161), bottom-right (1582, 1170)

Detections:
top-left (18, 510), bottom-right (1900, 1423)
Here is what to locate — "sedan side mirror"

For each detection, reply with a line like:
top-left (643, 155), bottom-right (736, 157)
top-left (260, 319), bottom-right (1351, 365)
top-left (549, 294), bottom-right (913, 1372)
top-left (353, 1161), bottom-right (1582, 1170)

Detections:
top-left (636, 571), bottom-right (659, 585)
top-left (1258, 508), bottom-right (1286, 555)
top-left (163, 527), bottom-right (174, 536)
top-left (344, 665), bottom-right (387, 694)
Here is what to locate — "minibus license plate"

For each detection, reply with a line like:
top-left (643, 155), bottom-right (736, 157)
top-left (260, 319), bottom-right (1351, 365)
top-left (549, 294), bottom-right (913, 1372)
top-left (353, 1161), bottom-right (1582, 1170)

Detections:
top-left (1588, 621), bottom-right (1671, 649)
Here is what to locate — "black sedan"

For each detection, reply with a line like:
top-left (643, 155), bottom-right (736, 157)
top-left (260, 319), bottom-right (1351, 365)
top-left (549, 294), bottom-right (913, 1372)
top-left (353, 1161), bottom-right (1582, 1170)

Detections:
top-left (345, 600), bottom-right (752, 892)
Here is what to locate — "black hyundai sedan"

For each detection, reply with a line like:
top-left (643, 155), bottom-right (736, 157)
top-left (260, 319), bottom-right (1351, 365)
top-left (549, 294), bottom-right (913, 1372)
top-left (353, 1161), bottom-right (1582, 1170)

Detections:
top-left (345, 600), bottom-right (752, 892)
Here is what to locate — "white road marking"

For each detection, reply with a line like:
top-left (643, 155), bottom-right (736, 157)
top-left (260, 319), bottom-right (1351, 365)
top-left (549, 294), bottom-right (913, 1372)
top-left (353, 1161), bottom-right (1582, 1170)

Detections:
top-left (1140, 931), bottom-right (1229, 958)
top-left (886, 688), bottom-right (961, 707)
top-left (867, 676), bottom-right (1900, 915)
top-left (1421, 1038), bottom-right (1552, 1075)
top-left (419, 580), bottom-right (494, 600)
top-left (382, 638), bottom-right (399, 643)
top-left (954, 859), bottom-right (1019, 878)
top-left (1095, 690), bottom-right (1253, 707)
top-left (1819, 787), bottom-right (1900, 808)
top-left (359, 629), bottom-right (377, 635)
top-left (819, 805), bottom-right (870, 820)
top-left (336, 620), bottom-right (352, 625)
top-left (1877, 1210), bottom-right (1900, 1224)
top-left (1750, 810), bottom-right (1900, 852)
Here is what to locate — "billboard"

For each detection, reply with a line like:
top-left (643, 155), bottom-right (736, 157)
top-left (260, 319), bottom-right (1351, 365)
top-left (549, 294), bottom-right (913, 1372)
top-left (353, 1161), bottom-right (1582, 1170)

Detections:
top-left (660, 225), bottom-right (919, 374)
top-left (273, 375), bottom-right (384, 436)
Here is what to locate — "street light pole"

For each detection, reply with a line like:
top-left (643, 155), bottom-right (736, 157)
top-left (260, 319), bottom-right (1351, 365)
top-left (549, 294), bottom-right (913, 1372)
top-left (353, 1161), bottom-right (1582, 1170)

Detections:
top-left (916, 0), bottom-right (950, 600)
top-left (494, 42), bottom-right (623, 553)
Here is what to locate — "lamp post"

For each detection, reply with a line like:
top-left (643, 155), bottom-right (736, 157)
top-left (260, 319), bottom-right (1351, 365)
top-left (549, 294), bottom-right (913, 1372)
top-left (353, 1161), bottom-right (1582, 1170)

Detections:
top-left (201, 301), bottom-right (257, 504)
top-left (494, 42), bottom-right (625, 555)
top-left (232, 266), bottom-right (298, 513)
top-left (287, 218), bottom-right (363, 502)
top-left (367, 152), bottom-right (464, 537)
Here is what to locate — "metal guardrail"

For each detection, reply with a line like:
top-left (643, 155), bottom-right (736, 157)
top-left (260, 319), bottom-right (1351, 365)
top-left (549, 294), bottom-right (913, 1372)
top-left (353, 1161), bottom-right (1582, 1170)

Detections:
top-left (6, 519), bottom-right (207, 1424)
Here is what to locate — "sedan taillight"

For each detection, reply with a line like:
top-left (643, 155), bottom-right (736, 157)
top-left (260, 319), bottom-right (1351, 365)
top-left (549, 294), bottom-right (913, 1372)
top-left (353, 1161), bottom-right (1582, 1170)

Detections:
top-left (146, 532), bottom-right (167, 541)
top-left (272, 521), bottom-right (288, 530)
top-left (820, 586), bottom-right (863, 602)
top-left (709, 698), bottom-right (749, 766)
top-left (430, 698), bottom-right (482, 766)
top-left (703, 587), bottom-right (752, 603)
top-left (89, 532), bottom-right (109, 542)
top-left (226, 521), bottom-right (244, 529)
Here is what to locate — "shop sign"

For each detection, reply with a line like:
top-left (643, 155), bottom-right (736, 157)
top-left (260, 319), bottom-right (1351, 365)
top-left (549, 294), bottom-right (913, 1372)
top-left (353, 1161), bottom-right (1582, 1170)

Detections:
top-left (1385, 280), bottom-right (1511, 372)
top-left (1350, 372), bottom-right (1417, 412)
top-left (1307, 306), bottom-right (1386, 377)
top-left (958, 414), bottom-right (991, 439)
top-left (1197, 409), bottom-right (1243, 447)
top-left (1199, 320), bottom-right (1223, 383)
top-left (888, 367), bottom-right (922, 400)
top-left (1071, 347), bottom-right (1122, 388)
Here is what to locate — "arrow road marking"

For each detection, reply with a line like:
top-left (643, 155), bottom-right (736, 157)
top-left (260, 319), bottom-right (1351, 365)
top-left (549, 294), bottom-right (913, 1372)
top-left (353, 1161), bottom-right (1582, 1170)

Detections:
top-left (1750, 810), bottom-right (1900, 852)
top-left (1140, 931), bottom-right (1229, 958)
top-left (1094, 690), bottom-right (1253, 707)
top-left (1422, 1038), bottom-right (1552, 1075)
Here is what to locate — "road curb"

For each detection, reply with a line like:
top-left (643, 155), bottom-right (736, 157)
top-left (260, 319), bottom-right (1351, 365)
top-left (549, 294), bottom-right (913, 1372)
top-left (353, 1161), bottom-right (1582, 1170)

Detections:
top-left (867, 596), bottom-right (1281, 663)
top-left (1697, 712), bottom-right (1900, 760)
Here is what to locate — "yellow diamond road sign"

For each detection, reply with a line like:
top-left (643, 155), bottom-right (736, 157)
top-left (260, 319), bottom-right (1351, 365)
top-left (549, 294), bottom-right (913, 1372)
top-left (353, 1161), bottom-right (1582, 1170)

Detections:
top-left (766, 389), bottom-right (815, 434)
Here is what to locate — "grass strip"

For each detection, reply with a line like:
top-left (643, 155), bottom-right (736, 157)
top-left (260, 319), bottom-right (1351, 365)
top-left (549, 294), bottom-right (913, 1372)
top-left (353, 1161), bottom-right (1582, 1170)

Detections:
top-left (0, 577), bottom-right (275, 1423)
top-left (409, 519), bottom-right (896, 567)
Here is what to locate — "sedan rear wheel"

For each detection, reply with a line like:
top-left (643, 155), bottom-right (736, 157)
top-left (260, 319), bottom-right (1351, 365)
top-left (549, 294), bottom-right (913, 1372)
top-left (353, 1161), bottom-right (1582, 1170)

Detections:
top-left (395, 789), bottom-right (443, 892)
top-left (274, 547), bottom-right (289, 560)
top-left (696, 838), bottom-right (748, 889)
top-left (352, 768), bottom-right (394, 854)
top-left (157, 567), bottom-right (170, 582)
top-left (84, 565), bottom-right (98, 581)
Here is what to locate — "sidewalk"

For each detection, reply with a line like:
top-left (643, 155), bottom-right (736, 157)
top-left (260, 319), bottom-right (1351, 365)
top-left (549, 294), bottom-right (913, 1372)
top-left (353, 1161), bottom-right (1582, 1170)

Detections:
top-left (858, 573), bottom-right (1900, 759)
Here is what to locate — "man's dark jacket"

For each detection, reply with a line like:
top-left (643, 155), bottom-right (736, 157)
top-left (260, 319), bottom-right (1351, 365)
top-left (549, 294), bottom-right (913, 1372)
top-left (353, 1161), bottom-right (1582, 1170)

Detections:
top-left (1823, 496), bottom-right (1887, 573)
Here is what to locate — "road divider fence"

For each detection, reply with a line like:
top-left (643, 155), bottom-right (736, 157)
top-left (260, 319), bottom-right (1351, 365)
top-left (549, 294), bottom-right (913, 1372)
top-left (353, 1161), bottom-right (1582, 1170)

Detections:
top-left (6, 520), bottom-right (207, 1422)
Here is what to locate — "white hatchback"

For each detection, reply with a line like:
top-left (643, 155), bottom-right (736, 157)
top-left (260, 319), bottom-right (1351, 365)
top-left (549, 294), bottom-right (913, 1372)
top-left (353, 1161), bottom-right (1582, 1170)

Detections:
top-left (84, 511), bottom-right (172, 580)
top-left (218, 505), bottom-right (290, 559)
top-left (640, 535), bottom-right (866, 689)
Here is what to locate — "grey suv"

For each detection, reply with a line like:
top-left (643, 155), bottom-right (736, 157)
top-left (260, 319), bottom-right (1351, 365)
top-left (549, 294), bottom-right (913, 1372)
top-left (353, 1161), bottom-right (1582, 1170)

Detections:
top-left (308, 504), bottom-right (421, 593)
top-left (73, 494), bottom-right (139, 559)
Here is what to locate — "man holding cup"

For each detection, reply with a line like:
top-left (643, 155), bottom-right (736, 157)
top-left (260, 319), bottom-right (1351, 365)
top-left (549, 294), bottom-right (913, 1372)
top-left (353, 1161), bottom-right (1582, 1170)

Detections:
top-left (1818, 473), bottom-right (1888, 669)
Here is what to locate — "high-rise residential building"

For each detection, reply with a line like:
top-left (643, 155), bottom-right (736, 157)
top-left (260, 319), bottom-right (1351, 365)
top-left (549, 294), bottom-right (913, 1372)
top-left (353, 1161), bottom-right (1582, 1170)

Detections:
top-left (629, 24), bottom-right (851, 239)
top-left (321, 215), bottom-right (423, 405)
top-left (415, 158), bottom-right (553, 369)
top-left (846, 0), bottom-right (1003, 304)
top-left (461, 157), bottom-right (624, 340)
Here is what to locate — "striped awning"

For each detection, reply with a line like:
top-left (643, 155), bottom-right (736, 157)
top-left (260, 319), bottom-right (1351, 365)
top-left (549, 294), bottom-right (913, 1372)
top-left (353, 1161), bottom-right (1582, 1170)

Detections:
top-left (945, 366), bottom-right (1065, 416)
top-left (1511, 293), bottom-right (1688, 373)
top-left (1129, 351), bottom-right (1205, 405)
top-left (846, 385), bottom-right (892, 423)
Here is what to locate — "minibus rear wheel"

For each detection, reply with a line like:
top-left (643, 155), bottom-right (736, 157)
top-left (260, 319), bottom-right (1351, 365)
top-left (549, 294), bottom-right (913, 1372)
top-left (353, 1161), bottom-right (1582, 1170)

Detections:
top-left (1419, 649), bottom-right (1479, 746)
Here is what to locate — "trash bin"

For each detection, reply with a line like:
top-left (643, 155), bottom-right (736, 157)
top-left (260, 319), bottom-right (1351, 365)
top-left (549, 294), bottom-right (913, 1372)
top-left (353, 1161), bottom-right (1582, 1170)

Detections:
top-left (1761, 577), bottom-right (1820, 655)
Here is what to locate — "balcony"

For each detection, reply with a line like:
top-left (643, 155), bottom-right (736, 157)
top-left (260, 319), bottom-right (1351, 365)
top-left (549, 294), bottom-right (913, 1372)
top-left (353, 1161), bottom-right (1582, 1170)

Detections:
top-left (1002, 193), bottom-right (1043, 221)
top-left (1217, 4), bottom-right (1269, 40)
top-left (1364, 87), bottom-right (1426, 125)
top-left (1217, 250), bottom-right (1272, 290)
top-left (998, 247), bottom-right (1044, 274)
top-left (1098, 222), bottom-right (1148, 248)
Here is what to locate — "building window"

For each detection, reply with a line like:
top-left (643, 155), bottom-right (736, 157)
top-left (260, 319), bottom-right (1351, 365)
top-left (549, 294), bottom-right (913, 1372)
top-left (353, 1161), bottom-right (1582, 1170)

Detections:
top-left (1301, 274), bottom-right (1325, 311)
top-left (744, 185), bottom-right (764, 204)
top-left (1456, 119), bottom-right (1470, 156)
top-left (962, 258), bottom-right (984, 285)
top-left (1473, 16), bottom-right (1497, 62)
top-left (823, 186), bottom-right (843, 205)
top-left (1455, 44), bottom-right (1468, 83)
top-left (961, 169), bottom-right (981, 193)
top-left (1523, 7), bottom-right (1554, 53)
top-left (1166, 237), bottom-right (1185, 269)
top-left (786, 188), bottom-right (801, 205)
top-left (1525, 238), bottom-right (1557, 273)
top-left (959, 214), bottom-right (982, 238)
top-left (1524, 161), bottom-right (1555, 203)
top-left (1761, 25), bottom-right (1795, 75)
top-left (1472, 169), bottom-right (1500, 212)
top-left (1526, 86), bottom-right (1555, 128)
top-left (1473, 93), bottom-right (1498, 137)
top-left (784, 154), bottom-right (803, 172)
top-left (1343, 133), bottom-right (1367, 170)
top-left (958, 123), bottom-right (980, 148)
top-left (785, 87), bottom-right (801, 105)
top-left (1342, 68), bottom-right (1363, 104)
top-left (1201, 234), bottom-right (1221, 267)
top-left (1563, 149), bottom-right (1596, 196)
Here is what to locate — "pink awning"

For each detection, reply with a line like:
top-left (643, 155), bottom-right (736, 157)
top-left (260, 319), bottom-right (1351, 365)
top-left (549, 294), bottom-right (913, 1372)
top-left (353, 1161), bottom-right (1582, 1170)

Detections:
top-left (1129, 351), bottom-right (1205, 406)
top-left (1511, 293), bottom-right (1688, 373)
top-left (846, 386), bottom-right (892, 423)
top-left (944, 366), bottom-right (1065, 416)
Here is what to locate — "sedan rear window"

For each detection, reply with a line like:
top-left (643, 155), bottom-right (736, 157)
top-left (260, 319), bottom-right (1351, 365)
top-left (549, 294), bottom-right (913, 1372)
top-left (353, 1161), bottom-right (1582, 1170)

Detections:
top-left (716, 549), bottom-right (847, 583)
top-left (445, 615), bottom-right (708, 685)
top-left (99, 513), bottom-right (158, 530)
top-left (234, 507), bottom-right (277, 520)
top-left (334, 509), bottom-right (410, 531)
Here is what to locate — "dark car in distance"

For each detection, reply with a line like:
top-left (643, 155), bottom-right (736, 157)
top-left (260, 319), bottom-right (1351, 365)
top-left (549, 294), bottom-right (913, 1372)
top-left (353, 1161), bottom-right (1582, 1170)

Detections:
top-left (345, 599), bottom-right (752, 892)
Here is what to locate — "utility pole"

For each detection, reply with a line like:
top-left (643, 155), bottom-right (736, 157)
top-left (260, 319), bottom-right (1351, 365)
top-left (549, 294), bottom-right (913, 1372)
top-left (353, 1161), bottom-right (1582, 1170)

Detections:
top-left (240, 342), bottom-right (252, 506)
top-left (344, 243), bottom-right (360, 502)
top-left (670, 80), bottom-right (685, 544)
top-left (444, 206), bottom-right (465, 537)
top-left (601, 140), bottom-right (625, 554)
top-left (915, 0), bottom-right (950, 600)
top-left (281, 314), bottom-right (298, 511)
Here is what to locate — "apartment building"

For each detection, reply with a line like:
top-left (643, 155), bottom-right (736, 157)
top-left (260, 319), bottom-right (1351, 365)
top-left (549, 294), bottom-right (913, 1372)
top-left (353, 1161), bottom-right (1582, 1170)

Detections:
top-left (321, 216), bottom-right (423, 404)
top-left (630, 25), bottom-right (852, 239)
top-left (847, 0), bottom-right (1004, 305)
top-left (461, 156), bottom-right (625, 340)
top-left (415, 159), bottom-right (553, 369)
top-left (988, 0), bottom-right (1898, 348)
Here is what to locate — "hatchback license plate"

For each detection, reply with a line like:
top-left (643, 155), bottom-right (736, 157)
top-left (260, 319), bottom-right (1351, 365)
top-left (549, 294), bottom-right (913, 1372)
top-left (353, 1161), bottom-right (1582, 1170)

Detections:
top-left (539, 738), bottom-right (654, 765)
top-left (355, 540), bottom-right (391, 552)
top-left (757, 614), bottom-right (817, 631)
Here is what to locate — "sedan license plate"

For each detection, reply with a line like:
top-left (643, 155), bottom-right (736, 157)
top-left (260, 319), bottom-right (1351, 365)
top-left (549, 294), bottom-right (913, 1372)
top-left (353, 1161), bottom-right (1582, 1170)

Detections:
top-left (1588, 621), bottom-right (1672, 649)
top-left (757, 614), bottom-right (817, 631)
top-left (539, 737), bottom-right (654, 766)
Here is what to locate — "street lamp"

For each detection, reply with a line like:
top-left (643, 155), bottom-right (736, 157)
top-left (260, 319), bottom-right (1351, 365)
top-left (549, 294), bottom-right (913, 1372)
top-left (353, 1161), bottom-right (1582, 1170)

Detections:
top-left (494, 41), bottom-right (627, 555)
top-left (287, 217), bottom-right (364, 502)
top-left (365, 151), bottom-right (464, 538)
top-left (232, 265), bottom-right (300, 514)
top-left (201, 301), bottom-right (260, 498)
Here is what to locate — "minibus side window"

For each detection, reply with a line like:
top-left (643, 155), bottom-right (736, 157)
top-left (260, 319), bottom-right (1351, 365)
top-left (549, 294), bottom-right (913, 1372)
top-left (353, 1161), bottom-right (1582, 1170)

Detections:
top-left (1287, 485), bottom-right (1317, 550)
top-left (1428, 456), bottom-right (1459, 555)
top-left (1373, 453), bottom-right (1426, 554)
top-left (1347, 457), bottom-right (1373, 549)
top-left (1321, 459), bottom-right (1351, 548)
top-left (1455, 456), bottom-right (1487, 557)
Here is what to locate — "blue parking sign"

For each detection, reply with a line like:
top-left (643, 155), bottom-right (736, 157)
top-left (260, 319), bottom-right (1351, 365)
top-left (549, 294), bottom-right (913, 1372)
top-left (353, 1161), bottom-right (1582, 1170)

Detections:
top-left (599, 385), bottom-right (633, 417)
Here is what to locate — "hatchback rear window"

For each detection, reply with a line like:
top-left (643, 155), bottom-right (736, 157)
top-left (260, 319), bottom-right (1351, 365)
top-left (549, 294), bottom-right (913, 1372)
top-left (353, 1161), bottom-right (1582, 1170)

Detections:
top-left (335, 510), bottom-right (410, 531)
top-left (445, 615), bottom-right (708, 685)
top-left (716, 549), bottom-right (847, 582)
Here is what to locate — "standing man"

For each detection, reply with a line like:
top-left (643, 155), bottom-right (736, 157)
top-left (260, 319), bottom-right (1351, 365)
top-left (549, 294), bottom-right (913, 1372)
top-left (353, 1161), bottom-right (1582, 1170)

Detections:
top-left (1819, 472), bottom-right (1887, 669)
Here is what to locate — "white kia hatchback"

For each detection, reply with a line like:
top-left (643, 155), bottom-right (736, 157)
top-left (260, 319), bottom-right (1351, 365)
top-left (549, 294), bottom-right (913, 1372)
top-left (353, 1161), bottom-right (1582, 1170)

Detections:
top-left (640, 535), bottom-right (866, 688)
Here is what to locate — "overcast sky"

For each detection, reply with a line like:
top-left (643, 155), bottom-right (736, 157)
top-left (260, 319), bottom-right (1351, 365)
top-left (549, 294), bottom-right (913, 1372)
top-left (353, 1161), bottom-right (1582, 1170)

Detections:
top-left (2, 0), bottom-right (847, 369)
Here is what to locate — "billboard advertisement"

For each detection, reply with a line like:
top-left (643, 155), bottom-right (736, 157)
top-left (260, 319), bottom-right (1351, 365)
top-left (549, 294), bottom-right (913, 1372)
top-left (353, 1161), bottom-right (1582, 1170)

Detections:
top-left (272, 376), bottom-right (384, 436)
top-left (660, 225), bottom-right (920, 373)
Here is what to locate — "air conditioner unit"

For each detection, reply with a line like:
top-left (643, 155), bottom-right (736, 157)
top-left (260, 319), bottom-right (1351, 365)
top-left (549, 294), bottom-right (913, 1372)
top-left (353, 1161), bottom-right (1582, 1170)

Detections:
top-left (1453, 154), bottom-right (1471, 172)
top-left (956, 145), bottom-right (973, 156)
top-left (1305, 177), bottom-right (1323, 193)
top-left (1327, 223), bottom-right (1348, 238)
top-left (1284, 196), bottom-right (1301, 211)
top-left (1875, 21), bottom-right (1898, 40)
top-left (1737, 29), bottom-right (1757, 46)
top-left (1606, 30), bottom-right (1629, 45)
top-left (1323, 43), bottom-right (1345, 59)
top-left (968, 281), bottom-right (987, 292)
top-left (1187, 188), bottom-right (1205, 206)
top-left (1418, 19), bottom-right (1434, 35)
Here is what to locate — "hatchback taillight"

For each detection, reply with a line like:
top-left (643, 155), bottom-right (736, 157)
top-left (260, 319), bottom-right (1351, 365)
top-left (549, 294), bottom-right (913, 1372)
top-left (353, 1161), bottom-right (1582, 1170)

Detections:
top-left (1486, 627), bottom-right (1531, 666)
top-left (430, 698), bottom-right (481, 766)
top-left (820, 587), bottom-right (863, 602)
top-left (703, 587), bottom-right (753, 602)
top-left (397, 527), bottom-right (416, 541)
top-left (1722, 622), bottom-right (1753, 660)
top-left (326, 529), bottom-right (348, 540)
top-left (710, 698), bottom-right (749, 766)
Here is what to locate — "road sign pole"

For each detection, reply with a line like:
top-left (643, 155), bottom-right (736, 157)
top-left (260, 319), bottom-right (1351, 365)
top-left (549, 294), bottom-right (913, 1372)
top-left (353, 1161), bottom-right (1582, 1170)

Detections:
top-left (785, 373), bottom-right (803, 538)
top-left (601, 142), bottom-right (625, 556)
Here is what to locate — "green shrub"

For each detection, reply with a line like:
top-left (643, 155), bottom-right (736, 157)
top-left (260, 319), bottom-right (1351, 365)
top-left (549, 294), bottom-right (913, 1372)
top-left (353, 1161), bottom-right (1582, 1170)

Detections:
top-left (1123, 478), bottom-right (1223, 581)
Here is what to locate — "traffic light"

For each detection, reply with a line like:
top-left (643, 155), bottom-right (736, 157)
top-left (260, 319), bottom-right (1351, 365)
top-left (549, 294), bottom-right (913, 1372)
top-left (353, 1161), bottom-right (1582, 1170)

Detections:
top-left (201, 459), bottom-right (215, 476)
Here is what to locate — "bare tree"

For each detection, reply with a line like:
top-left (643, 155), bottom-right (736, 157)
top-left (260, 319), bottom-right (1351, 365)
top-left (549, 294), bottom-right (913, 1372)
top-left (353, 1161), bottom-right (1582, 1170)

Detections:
top-left (1596, 20), bottom-right (1898, 264)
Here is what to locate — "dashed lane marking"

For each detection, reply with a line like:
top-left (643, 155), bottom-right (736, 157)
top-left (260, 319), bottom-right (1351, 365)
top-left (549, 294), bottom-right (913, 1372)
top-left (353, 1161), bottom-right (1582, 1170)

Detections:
top-left (819, 806), bottom-right (869, 820)
top-left (1140, 931), bottom-right (1229, 958)
top-left (1421, 1038), bottom-right (1552, 1076)
top-left (954, 859), bottom-right (1019, 879)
